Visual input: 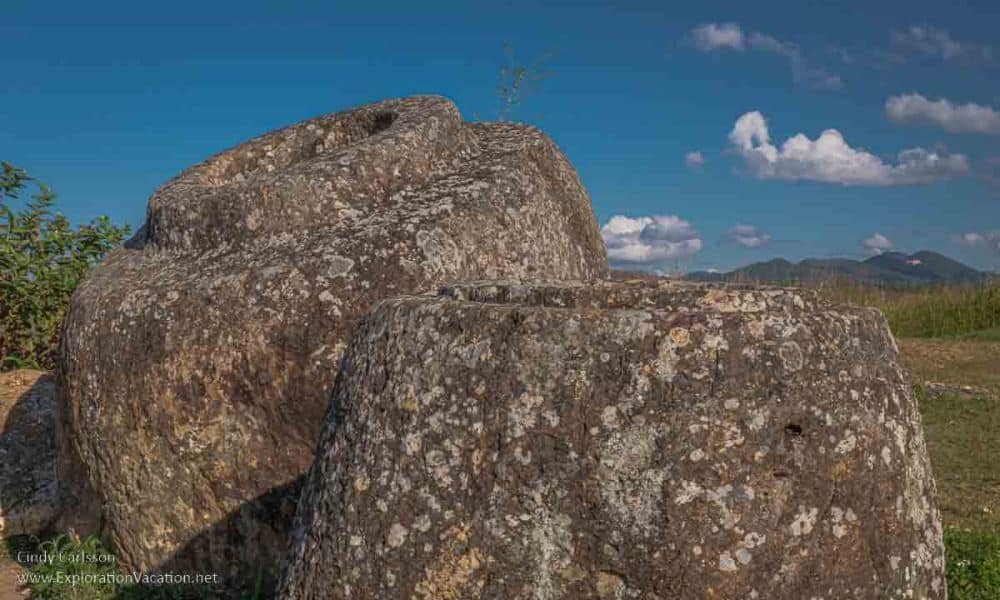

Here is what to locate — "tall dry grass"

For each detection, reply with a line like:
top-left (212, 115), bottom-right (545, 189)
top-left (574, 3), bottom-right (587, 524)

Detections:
top-left (811, 280), bottom-right (1000, 338)
top-left (718, 270), bottom-right (1000, 338)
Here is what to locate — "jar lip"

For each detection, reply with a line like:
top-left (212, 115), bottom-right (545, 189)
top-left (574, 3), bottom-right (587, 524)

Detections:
top-left (411, 279), bottom-right (830, 314)
top-left (142, 95), bottom-right (468, 253)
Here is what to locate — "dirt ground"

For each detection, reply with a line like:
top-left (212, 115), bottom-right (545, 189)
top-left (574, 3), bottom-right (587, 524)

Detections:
top-left (898, 337), bottom-right (1000, 397)
top-left (0, 557), bottom-right (26, 600)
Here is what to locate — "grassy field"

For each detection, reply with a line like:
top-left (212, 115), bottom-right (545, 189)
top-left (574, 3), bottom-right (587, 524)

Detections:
top-left (816, 280), bottom-right (1000, 338)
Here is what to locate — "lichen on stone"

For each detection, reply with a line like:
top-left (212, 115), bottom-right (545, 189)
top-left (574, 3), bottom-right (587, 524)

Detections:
top-left (278, 279), bottom-right (945, 599)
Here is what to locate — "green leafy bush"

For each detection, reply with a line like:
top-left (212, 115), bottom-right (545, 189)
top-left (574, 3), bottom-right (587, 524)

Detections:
top-left (0, 161), bottom-right (130, 371)
top-left (945, 527), bottom-right (1000, 599)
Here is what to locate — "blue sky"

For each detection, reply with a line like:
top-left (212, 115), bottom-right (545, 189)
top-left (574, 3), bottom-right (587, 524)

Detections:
top-left (2, 0), bottom-right (998, 272)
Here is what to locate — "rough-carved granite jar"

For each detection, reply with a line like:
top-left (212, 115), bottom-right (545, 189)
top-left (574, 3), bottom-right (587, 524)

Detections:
top-left (280, 280), bottom-right (945, 600)
top-left (55, 96), bottom-right (608, 590)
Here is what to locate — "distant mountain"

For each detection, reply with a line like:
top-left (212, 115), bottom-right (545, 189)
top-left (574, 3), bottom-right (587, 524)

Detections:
top-left (687, 251), bottom-right (988, 286)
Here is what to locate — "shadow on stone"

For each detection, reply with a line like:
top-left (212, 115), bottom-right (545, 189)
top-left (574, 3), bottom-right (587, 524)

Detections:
top-left (0, 370), bottom-right (59, 538)
top-left (151, 476), bottom-right (306, 598)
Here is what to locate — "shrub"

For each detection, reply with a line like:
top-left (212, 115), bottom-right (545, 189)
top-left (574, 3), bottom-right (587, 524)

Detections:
top-left (945, 527), bottom-right (1000, 600)
top-left (0, 161), bottom-right (130, 371)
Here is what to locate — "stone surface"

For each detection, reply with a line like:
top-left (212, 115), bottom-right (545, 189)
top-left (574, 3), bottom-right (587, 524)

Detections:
top-left (0, 370), bottom-right (58, 537)
top-left (279, 280), bottom-right (945, 599)
top-left (55, 95), bottom-right (608, 587)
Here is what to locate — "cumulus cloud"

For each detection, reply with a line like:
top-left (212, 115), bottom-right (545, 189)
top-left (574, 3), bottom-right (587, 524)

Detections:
top-left (601, 215), bottom-right (702, 265)
top-left (690, 23), bottom-right (841, 89)
top-left (728, 224), bottom-right (772, 248)
top-left (692, 22), bottom-right (745, 50)
top-left (885, 94), bottom-right (1000, 135)
top-left (862, 233), bottom-right (894, 256)
top-left (956, 230), bottom-right (1000, 254)
top-left (729, 111), bottom-right (969, 186)
top-left (891, 25), bottom-right (993, 62)
top-left (684, 151), bottom-right (705, 168)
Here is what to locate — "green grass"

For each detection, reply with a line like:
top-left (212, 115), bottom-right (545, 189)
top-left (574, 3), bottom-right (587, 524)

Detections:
top-left (945, 528), bottom-right (1000, 600)
top-left (918, 385), bottom-right (1000, 598)
top-left (953, 326), bottom-right (1000, 343)
top-left (917, 387), bottom-right (1000, 532)
top-left (884, 285), bottom-right (1000, 338)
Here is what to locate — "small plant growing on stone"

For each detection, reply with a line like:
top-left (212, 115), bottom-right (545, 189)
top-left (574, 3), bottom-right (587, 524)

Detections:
top-left (0, 161), bottom-right (130, 371)
top-left (495, 42), bottom-right (556, 122)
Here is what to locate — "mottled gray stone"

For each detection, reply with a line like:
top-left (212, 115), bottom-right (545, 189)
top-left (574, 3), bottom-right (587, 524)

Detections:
top-left (55, 96), bottom-right (608, 588)
top-left (279, 280), bottom-right (945, 599)
top-left (0, 371), bottom-right (58, 537)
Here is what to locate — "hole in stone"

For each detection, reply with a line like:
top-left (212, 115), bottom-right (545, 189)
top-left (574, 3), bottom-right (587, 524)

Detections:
top-left (365, 111), bottom-right (396, 135)
top-left (784, 423), bottom-right (803, 437)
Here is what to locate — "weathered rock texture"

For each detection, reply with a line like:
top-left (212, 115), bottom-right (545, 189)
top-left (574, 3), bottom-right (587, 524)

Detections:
top-left (280, 280), bottom-right (945, 599)
top-left (0, 370), bottom-right (58, 537)
top-left (56, 96), bottom-right (608, 587)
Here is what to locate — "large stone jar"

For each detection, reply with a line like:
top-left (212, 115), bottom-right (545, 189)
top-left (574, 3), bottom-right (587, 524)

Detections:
top-left (280, 280), bottom-right (945, 599)
top-left (55, 96), bottom-right (608, 587)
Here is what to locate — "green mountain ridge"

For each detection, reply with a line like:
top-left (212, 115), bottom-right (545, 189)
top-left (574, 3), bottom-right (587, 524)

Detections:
top-left (686, 251), bottom-right (990, 286)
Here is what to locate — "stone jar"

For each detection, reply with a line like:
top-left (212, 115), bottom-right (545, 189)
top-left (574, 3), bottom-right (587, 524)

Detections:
top-left (280, 280), bottom-right (945, 599)
top-left (55, 96), bottom-right (608, 589)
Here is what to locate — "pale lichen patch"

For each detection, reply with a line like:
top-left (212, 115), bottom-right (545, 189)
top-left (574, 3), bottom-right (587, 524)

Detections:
top-left (719, 550), bottom-right (738, 573)
top-left (388, 523), bottom-right (408, 548)
top-left (835, 432), bottom-right (857, 454)
top-left (778, 341), bottom-right (804, 372)
top-left (790, 506), bottom-right (819, 536)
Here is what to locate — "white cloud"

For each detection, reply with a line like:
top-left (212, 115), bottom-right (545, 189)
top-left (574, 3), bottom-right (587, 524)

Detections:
top-left (956, 230), bottom-right (1000, 254)
top-left (862, 233), bottom-right (894, 256)
top-left (692, 23), bottom-right (744, 50)
top-left (891, 25), bottom-right (992, 62)
top-left (729, 224), bottom-right (772, 248)
top-left (729, 111), bottom-right (969, 186)
top-left (886, 94), bottom-right (1000, 135)
top-left (601, 215), bottom-right (702, 265)
top-left (684, 151), bottom-right (705, 168)
top-left (690, 23), bottom-right (841, 89)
